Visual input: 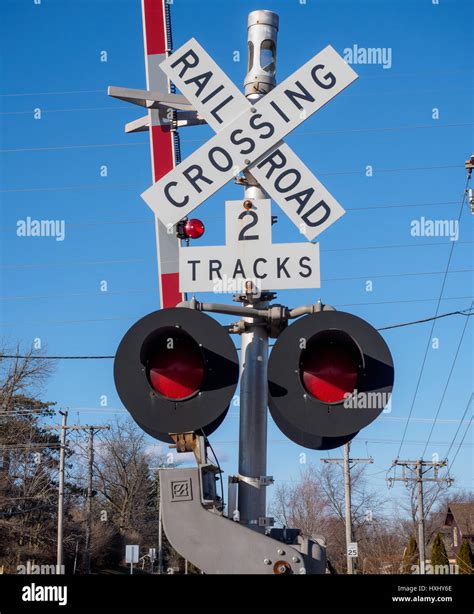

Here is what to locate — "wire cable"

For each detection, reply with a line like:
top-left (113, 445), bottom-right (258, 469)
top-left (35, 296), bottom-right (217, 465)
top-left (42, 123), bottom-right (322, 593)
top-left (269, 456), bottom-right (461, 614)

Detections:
top-left (1, 306), bottom-right (473, 360)
top-left (396, 175), bottom-right (471, 459)
top-left (445, 394), bottom-right (474, 461)
top-left (378, 307), bottom-right (474, 331)
top-left (1, 270), bottom-right (471, 303)
top-left (2, 241), bottom-right (472, 271)
top-left (449, 416), bottom-right (473, 470)
top-left (421, 306), bottom-right (473, 457)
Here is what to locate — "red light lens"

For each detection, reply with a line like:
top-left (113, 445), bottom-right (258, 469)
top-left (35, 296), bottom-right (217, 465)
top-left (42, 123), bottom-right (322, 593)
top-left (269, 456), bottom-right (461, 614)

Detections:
top-left (184, 218), bottom-right (205, 239)
top-left (300, 331), bottom-right (361, 403)
top-left (146, 329), bottom-right (205, 400)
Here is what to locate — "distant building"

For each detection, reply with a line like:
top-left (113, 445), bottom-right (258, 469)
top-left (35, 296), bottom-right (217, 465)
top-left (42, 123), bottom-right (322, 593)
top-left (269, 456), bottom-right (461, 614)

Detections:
top-left (442, 502), bottom-right (474, 560)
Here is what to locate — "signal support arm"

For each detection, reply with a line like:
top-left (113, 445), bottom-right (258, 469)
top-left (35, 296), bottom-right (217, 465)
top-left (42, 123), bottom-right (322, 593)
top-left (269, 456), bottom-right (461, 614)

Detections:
top-left (177, 297), bottom-right (335, 337)
top-left (108, 86), bottom-right (206, 132)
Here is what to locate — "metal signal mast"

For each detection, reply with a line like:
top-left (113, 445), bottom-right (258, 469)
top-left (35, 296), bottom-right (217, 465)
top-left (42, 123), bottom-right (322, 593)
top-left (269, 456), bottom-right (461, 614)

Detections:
top-left (110, 1), bottom-right (394, 575)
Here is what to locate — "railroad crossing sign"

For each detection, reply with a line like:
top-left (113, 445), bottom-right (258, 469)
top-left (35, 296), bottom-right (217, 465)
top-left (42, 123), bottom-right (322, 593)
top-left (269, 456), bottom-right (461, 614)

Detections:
top-left (142, 38), bottom-right (358, 241)
top-left (180, 199), bottom-right (320, 293)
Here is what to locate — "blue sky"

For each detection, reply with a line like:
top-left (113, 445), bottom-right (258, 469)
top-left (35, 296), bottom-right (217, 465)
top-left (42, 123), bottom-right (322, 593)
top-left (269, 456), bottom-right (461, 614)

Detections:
top-left (1, 0), bottom-right (472, 510)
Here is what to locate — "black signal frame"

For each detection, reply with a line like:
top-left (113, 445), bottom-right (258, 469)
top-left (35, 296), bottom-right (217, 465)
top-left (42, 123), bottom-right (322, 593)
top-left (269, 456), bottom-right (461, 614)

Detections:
top-left (114, 308), bottom-right (239, 442)
top-left (268, 310), bottom-right (394, 448)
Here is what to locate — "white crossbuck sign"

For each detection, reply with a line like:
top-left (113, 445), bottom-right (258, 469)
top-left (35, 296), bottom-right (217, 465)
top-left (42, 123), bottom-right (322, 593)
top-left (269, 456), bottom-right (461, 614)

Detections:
top-left (142, 38), bottom-right (358, 242)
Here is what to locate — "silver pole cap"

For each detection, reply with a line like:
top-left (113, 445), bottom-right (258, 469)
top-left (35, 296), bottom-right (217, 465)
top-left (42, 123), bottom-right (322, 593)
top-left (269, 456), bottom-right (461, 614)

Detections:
top-left (244, 10), bottom-right (279, 99)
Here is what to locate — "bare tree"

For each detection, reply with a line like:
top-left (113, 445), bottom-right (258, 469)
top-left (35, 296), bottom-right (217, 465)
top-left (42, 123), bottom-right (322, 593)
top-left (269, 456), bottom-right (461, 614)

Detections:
top-left (271, 463), bottom-right (391, 573)
top-left (394, 479), bottom-right (451, 545)
top-left (90, 419), bottom-right (163, 536)
top-left (0, 344), bottom-right (54, 410)
top-left (273, 469), bottom-right (328, 537)
top-left (0, 345), bottom-right (58, 571)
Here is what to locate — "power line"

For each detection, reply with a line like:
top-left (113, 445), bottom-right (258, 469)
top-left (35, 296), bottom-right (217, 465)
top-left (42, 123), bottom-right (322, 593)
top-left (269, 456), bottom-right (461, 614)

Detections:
top-left (0, 289), bottom-right (154, 302)
top-left (5, 409), bottom-right (472, 425)
top-left (203, 438), bottom-right (473, 448)
top-left (1, 270), bottom-right (472, 303)
top-left (347, 200), bottom-right (459, 211)
top-left (0, 129), bottom-right (467, 176)
top-left (0, 89), bottom-right (105, 97)
top-left (421, 306), bottom-right (473, 457)
top-left (445, 394), bottom-right (474, 461)
top-left (325, 269), bottom-right (473, 283)
top-left (0, 142), bottom-right (147, 154)
top-left (0, 67), bottom-right (469, 97)
top-left (322, 240), bottom-right (473, 253)
top-left (1, 296), bottom-right (472, 329)
top-left (378, 307), bottom-right (474, 331)
top-left (2, 241), bottom-right (472, 271)
top-left (0, 106), bottom-right (128, 116)
top-left (396, 176), bottom-right (471, 458)
top-left (0, 257), bottom-right (146, 271)
top-left (294, 123), bottom-right (472, 138)
top-left (2, 106), bottom-right (471, 135)
top-left (337, 296), bottom-right (473, 308)
top-left (1, 83), bottom-right (471, 99)
top-left (450, 416), bottom-right (473, 470)
top-left (1, 438), bottom-right (471, 450)
top-left (2, 306), bottom-right (473, 360)
top-left (0, 183), bottom-right (139, 194)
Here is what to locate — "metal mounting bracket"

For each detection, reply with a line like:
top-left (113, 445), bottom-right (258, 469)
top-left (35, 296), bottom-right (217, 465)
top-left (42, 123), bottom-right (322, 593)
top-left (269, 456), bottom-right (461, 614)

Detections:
top-left (230, 473), bottom-right (274, 488)
top-left (108, 86), bottom-right (194, 110)
top-left (108, 86), bottom-right (207, 132)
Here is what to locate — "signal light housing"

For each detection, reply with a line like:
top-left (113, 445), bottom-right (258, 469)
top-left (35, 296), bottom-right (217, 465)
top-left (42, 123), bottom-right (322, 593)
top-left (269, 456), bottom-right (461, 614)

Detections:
top-left (114, 308), bottom-right (239, 442)
top-left (268, 310), bottom-right (394, 450)
top-left (176, 218), bottom-right (205, 240)
top-left (300, 330), bottom-right (361, 403)
top-left (145, 326), bottom-right (205, 400)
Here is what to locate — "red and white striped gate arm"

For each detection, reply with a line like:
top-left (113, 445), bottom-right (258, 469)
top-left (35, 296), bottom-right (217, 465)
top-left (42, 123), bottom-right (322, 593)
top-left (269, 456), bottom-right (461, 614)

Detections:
top-left (142, 0), bottom-right (182, 308)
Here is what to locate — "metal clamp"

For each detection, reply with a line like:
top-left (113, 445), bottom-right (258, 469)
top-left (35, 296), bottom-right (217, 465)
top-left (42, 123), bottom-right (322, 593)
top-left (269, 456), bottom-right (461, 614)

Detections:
top-left (232, 474), bottom-right (274, 489)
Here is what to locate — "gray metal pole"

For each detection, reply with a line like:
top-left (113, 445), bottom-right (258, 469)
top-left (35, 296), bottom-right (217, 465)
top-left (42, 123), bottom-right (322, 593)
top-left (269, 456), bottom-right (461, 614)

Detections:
top-left (237, 10), bottom-right (278, 533)
top-left (238, 251), bottom-right (269, 532)
top-left (56, 410), bottom-right (67, 574)
top-left (158, 490), bottom-right (163, 574)
top-left (417, 461), bottom-right (426, 574)
top-left (84, 427), bottom-right (94, 574)
top-left (344, 442), bottom-right (354, 574)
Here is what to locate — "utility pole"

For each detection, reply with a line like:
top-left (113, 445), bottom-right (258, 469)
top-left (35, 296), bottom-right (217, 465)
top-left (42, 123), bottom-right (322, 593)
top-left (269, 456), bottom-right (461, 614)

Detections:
top-left (84, 425), bottom-right (110, 574)
top-left (46, 420), bottom-right (110, 574)
top-left (343, 443), bottom-right (353, 575)
top-left (387, 459), bottom-right (452, 574)
top-left (416, 461), bottom-right (425, 575)
top-left (84, 426), bottom-right (94, 575)
top-left (465, 154), bottom-right (474, 214)
top-left (56, 410), bottom-right (67, 574)
top-left (321, 442), bottom-right (373, 574)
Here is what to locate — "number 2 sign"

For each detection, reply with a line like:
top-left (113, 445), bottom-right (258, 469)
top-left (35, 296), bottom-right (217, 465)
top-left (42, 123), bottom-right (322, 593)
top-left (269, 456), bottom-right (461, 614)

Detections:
top-left (179, 199), bottom-right (320, 293)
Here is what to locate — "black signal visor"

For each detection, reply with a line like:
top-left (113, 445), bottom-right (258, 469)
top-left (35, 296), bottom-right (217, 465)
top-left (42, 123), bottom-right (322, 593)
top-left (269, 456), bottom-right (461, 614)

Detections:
top-left (268, 310), bottom-right (394, 448)
top-left (114, 308), bottom-right (239, 442)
